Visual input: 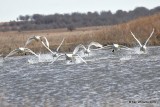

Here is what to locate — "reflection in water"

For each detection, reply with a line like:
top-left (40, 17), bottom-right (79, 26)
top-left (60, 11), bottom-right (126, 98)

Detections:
top-left (0, 46), bottom-right (160, 107)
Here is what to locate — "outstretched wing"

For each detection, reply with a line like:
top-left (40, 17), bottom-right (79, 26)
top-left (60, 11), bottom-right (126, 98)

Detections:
top-left (144, 28), bottom-right (155, 46)
top-left (50, 54), bottom-right (65, 64)
top-left (4, 49), bottom-right (19, 59)
top-left (119, 45), bottom-right (132, 50)
top-left (41, 41), bottom-right (56, 55)
top-left (56, 38), bottom-right (65, 52)
top-left (24, 36), bottom-right (36, 47)
top-left (88, 42), bottom-right (103, 50)
top-left (24, 48), bottom-right (39, 57)
top-left (41, 36), bottom-right (49, 48)
top-left (102, 45), bottom-right (113, 50)
top-left (75, 54), bottom-right (87, 64)
top-left (130, 31), bottom-right (142, 47)
top-left (73, 44), bottom-right (86, 54)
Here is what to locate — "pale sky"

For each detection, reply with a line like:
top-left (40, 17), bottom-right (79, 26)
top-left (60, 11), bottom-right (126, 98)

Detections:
top-left (0, 0), bottom-right (160, 22)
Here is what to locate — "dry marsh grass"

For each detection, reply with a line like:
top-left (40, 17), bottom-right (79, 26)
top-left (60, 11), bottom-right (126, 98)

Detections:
top-left (0, 13), bottom-right (160, 56)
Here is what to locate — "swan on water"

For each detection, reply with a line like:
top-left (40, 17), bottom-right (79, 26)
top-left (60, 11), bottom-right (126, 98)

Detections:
top-left (104, 43), bottom-right (131, 52)
top-left (51, 45), bottom-right (87, 64)
top-left (74, 42), bottom-right (103, 56)
top-left (130, 28), bottom-right (154, 52)
top-left (4, 47), bottom-right (39, 60)
top-left (25, 35), bottom-right (49, 48)
top-left (41, 38), bottom-right (65, 57)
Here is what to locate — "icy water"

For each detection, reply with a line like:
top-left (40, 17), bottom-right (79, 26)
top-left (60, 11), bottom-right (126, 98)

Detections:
top-left (0, 46), bottom-right (160, 107)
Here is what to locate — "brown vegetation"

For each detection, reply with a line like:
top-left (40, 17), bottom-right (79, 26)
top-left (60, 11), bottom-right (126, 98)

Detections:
top-left (0, 13), bottom-right (160, 56)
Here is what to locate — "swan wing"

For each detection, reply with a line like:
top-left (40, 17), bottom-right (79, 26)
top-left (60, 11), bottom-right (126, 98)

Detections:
top-left (51, 54), bottom-right (65, 63)
top-left (73, 44), bottom-right (86, 54)
top-left (41, 36), bottom-right (49, 48)
top-left (130, 31), bottom-right (142, 47)
top-left (88, 42), bottom-right (103, 50)
top-left (103, 45), bottom-right (113, 49)
top-left (119, 45), bottom-right (132, 50)
top-left (24, 48), bottom-right (39, 57)
top-left (24, 36), bottom-right (36, 47)
top-left (41, 41), bottom-right (56, 55)
top-left (4, 49), bottom-right (19, 59)
top-left (76, 54), bottom-right (87, 64)
top-left (144, 28), bottom-right (154, 46)
top-left (56, 38), bottom-right (65, 52)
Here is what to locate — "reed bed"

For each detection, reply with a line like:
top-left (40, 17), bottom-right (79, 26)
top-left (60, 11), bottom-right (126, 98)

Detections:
top-left (0, 13), bottom-right (160, 56)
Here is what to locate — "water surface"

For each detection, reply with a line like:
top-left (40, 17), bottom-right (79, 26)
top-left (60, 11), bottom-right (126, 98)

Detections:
top-left (0, 46), bottom-right (160, 107)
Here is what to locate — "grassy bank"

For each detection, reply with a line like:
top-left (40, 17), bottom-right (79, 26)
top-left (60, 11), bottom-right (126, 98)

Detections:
top-left (0, 13), bottom-right (160, 56)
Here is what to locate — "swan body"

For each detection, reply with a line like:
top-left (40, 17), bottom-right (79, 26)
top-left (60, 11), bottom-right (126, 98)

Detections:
top-left (130, 28), bottom-right (154, 52)
top-left (4, 47), bottom-right (39, 59)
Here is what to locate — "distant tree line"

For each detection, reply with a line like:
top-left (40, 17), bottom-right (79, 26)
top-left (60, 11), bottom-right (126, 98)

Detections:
top-left (0, 6), bottom-right (160, 31)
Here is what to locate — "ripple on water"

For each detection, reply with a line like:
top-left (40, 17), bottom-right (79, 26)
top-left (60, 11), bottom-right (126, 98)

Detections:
top-left (0, 47), bottom-right (160, 106)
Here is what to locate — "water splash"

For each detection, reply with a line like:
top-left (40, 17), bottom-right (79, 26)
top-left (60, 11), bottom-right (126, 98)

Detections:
top-left (65, 57), bottom-right (86, 65)
top-left (132, 47), bottom-right (147, 55)
top-left (39, 54), bottom-right (53, 62)
top-left (120, 55), bottom-right (132, 61)
top-left (28, 54), bottom-right (53, 64)
top-left (28, 58), bottom-right (39, 64)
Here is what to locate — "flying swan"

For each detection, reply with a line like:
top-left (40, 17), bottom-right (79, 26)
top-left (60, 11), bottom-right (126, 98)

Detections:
top-left (51, 45), bottom-right (87, 64)
top-left (130, 28), bottom-right (154, 52)
top-left (104, 43), bottom-right (131, 52)
top-left (74, 42), bottom-right (103, 56)
top-left (24, 35), bottom-right (49, 48)
top-left (41, 38), bottom-right (65, 57)
top-left (4, 47), bottom-right (39, 60)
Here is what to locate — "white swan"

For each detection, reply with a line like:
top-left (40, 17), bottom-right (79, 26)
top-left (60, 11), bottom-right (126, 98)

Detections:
top-left (25, 35), bottom-right (49, 48)
top-left (4, 47), bottom-right (39, 59)
top-left (130, 28), bottom-right (154, 52)
top-left (41, 38), bottom-right (65, 57)
top-left (104, 43), bottom-right (131, 52)
top-left (51, 45), bottom-right (87, 64)
top-left (74, 42), bottom-right (103, 56)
